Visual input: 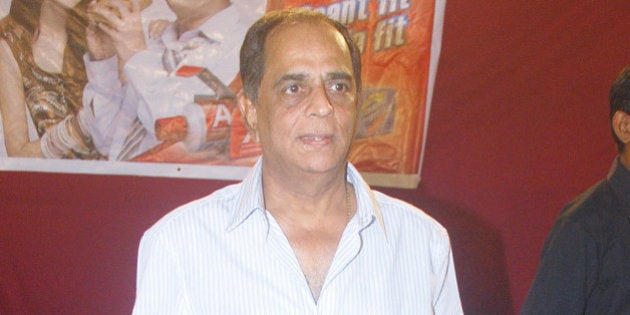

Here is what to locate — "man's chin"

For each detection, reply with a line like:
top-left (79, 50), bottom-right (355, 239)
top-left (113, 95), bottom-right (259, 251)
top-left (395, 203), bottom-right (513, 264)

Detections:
top-left (299, 158), bottom-right (348, 175)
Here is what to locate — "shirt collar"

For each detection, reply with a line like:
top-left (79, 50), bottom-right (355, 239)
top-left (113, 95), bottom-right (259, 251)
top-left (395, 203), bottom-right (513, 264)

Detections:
top-left (226, 157), bottom-right (265, 231)
top-left (226, 158), bottom-right (388, 239)
top-left (197, 4), bottom-right (239, 43)
top-left (346, 162), bottom-right (388, 239)
top-left (607, 156), bottom-right (630, 213)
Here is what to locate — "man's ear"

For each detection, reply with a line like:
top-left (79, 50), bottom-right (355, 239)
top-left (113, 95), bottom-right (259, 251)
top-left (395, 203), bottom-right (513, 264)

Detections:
top-left (238, 92), bottom-right (259, 142)
top-left (612, 110), bottom-right (630, 145)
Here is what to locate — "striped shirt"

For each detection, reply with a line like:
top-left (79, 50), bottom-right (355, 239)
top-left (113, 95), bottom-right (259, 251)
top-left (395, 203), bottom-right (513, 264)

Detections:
top-left (132, 159), bottom-right (463, 314)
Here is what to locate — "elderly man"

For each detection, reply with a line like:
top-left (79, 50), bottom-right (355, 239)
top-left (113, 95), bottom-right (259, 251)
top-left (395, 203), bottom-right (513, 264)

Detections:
top-left (132, 8), bottom-right (462, 314)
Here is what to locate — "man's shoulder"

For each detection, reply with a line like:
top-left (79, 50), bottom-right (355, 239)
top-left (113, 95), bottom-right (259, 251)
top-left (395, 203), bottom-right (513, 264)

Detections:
top-left (372, 191), bottom-right (449, 239)
top-left (553, 178), bottom-right (622, 240)
top-left (558, 179), bottom-right (617, 224)
top-left (143, 182), bottom-right (242, 237)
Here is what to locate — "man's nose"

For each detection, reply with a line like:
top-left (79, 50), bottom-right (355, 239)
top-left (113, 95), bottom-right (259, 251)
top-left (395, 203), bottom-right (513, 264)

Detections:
top-left (306, 84), bottom-right (334, 117)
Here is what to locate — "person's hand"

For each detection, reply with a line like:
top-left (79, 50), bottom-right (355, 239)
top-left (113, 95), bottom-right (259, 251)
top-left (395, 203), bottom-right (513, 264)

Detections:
top-left (86, 2), bottom-right (116, 61)
top-left (89, 0), bottom-right (147, 66)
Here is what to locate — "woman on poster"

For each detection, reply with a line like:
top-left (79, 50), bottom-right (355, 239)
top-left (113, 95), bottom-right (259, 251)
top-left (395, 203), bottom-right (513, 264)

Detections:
top-left (0, 0), bottom-right (101, 159)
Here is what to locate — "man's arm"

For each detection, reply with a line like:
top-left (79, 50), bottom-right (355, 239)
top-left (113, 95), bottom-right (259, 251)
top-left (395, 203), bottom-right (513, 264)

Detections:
top-left (521, 219), bottom-right (594, 314)
top-left (81, 55), bottom-right (126, 156)
top-left (432, 231), bottom-right (464, 314)
top-left (81, 2), bottom-right (137, 156)
top-left (132, 231), bottom-right (190, 314)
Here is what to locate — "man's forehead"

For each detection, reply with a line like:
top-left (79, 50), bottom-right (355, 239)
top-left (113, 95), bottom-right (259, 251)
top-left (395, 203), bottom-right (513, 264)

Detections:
top-left (259, 18), bottom-right (355, 86)
top-left (267, 19), bottom-right (341, 44)
top-left (276, 71), bottom-right (353, 82)
top-left (264, 22), bottom-right (349, 60)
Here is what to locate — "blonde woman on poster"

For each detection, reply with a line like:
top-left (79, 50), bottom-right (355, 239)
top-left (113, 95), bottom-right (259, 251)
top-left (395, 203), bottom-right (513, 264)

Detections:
top-left (0, 0), bottom-right (101, 159)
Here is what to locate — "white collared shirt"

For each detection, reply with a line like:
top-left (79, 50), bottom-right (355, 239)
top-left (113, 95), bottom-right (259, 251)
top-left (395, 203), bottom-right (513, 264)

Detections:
top-left (82, 5), bottom-right (253, 159)
top-left (132, 159), bottom-right (463, 314)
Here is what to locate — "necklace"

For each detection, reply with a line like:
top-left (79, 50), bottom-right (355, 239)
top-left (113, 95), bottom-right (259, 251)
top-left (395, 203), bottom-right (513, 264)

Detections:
top-left (344, 182), bottom-right (352, 223)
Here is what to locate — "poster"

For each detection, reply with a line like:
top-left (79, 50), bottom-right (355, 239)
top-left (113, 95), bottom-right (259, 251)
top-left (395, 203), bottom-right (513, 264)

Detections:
top-left (0, 0), bottom-right (444, 188)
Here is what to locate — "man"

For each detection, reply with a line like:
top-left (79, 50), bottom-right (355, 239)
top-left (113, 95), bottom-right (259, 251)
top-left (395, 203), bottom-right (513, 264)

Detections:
top-left (82, 0), bottom-right (260, 160)
top-left (132, 9), bottom-right (462, 314)
top-left (522, 66), bottom-right (630, 314)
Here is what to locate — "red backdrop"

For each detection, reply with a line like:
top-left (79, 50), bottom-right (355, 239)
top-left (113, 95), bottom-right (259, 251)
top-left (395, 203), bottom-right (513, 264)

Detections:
top-left (2, 1), bottom-right (630, 314)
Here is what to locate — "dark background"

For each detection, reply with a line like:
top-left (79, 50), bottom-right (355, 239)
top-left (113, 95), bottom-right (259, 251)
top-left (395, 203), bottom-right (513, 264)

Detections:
top-left (2, 1), bottom-right (630, 314)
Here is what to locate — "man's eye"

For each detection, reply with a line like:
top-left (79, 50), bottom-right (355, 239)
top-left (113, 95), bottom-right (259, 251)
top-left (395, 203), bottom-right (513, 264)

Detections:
top-left (284, 84), bottom-right (301, 94)
top-left (332, 82), bottom-right (350, 92)
top-left (331, 82), bottom-right (349, 92)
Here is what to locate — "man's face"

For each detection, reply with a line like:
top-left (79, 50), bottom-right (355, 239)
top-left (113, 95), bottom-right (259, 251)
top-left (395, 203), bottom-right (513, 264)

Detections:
top-left (244, 21), bottom-right (358, 176)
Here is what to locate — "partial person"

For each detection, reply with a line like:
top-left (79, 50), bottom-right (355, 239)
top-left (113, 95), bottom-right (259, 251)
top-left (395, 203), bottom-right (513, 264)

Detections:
top-left (522, 65), bottom-right (630, 314)
top-left (83, 0), bottom-right (261, 160)
top-left (132, 8), bottom-right (462, 314)
top-left (0, 0), bottom-right (101, 159)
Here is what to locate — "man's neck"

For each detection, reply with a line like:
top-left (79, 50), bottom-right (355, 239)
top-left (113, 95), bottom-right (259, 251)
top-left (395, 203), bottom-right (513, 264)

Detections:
top-left (620, 152), bottom-right (630, 171)
top-left (261, 165), bottom-right (349, 228)
top-left (262, 165), bottom-right (352, 302)
top-left (175, 2), bottom-right (231, 35)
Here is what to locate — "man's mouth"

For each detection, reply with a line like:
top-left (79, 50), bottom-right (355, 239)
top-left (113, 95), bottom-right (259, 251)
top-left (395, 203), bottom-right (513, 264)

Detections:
top-left (300, 134), bottom-right (333, 144)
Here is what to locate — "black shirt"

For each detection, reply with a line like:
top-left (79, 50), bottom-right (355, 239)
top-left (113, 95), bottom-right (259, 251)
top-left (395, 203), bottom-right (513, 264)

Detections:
top-left (522, 158), bottom-right (630, 314)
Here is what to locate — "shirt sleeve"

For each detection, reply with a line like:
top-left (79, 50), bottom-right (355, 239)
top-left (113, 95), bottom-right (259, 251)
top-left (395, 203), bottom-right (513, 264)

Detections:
top-left (521, 218), bottom-right (594, 314)
top-left (432, 230), bottom-right (464, 314)
top-left (81, 55), bottom-right (125, 155)
top-left (132, 230), bottom-right (191, 314)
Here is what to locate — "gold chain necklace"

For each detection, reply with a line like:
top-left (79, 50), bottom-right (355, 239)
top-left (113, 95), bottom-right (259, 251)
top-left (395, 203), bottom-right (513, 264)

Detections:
top-left (344, 182), bottom-right (351, 223)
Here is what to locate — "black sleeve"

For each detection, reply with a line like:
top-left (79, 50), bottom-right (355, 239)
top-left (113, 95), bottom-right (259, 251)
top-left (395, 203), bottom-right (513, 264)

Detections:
top-left (521, 216), bottom-right (598, 315)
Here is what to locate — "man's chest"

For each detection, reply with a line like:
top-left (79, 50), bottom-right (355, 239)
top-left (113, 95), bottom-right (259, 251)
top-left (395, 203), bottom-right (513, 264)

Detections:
top-left (176, 230), bottom-right (437, 314)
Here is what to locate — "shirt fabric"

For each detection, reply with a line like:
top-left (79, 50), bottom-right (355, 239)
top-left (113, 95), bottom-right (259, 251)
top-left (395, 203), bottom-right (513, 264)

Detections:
top-left (521, 158), bottom-right (630, 314)
top-left (82, 5), bottom-right (251, 159)
top-left (132, 159), bottom-right (463, 314)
